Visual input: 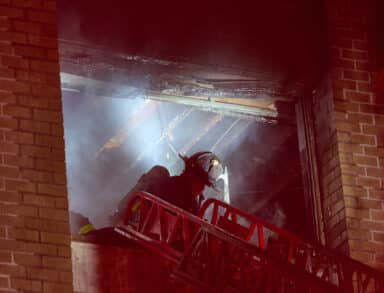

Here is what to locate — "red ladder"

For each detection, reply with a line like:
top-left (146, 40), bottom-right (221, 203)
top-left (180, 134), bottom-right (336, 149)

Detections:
top-left (114, 191), bottom-right (384, 292)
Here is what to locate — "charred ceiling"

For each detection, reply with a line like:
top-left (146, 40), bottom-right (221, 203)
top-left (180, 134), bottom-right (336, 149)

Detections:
top-left (60, 40), bottom-right (298, 122)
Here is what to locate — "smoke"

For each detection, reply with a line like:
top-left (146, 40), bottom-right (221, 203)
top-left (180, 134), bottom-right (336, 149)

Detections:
top-left (63, 89), bottom-right (299, 232)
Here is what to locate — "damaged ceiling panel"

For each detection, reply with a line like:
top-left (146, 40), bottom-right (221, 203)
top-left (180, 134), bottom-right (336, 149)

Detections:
top-left (60, 40), bottom-right (299, 122)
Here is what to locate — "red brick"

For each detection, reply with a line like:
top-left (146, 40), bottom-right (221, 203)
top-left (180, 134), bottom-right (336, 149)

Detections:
top-left (361, 220), bottom-right (384, 231)
top-left (0, 142), bottom-right (19, 154)
top-left (14, 45), bottom-right (46, 59)
top-left (353, 155), bottom-right (378, 166)
top-left (17, 95), bottom-right (50, 109)
top-left (376, 115), bottom-right (384, 126)
top-left (372, 210), bottom-right (384, 221)
top-left (31, 84), bottom-right (60, 99)
top-left (13, 20), bottom-right (56, 37)
top-left (35, 134), bottom-right (63, 148)
top-left (0, 166), bottom-right (20, 179)
top-left (16, 70), bottom-right (60, 87)
top-left (12, 0), bottom-right (43, 8)
top-left (342, 49), bottom-right (368, 60)
top-left (334, 101), bottom-right (359, 112)
top-left (331, 37), bottom-right (353, 48)
top-left (348, 229), bottom-right (371, 241)
top-left (37, 183), bottom-right (66, 197)
top-left (5, 131), bottom-right (33, 144)
top-left (360, 104), bottom-right (384, 115)
top-left (0, 239), bottom-right (25, 251)
top-left (334, 29), bottom-right (365, 41)
top-left (0, 214), bottom-right (24, 227)
top-left (338, 143), bottom-right (363, 154)
top-left (58, 271), bottom-right (72, 283)
top-left (3, 105), bottom-right (31, 118)
top-left (1, 56), bottom-right (28, 69)
top-left (30, 60), bottom-right (59, 74)
top-left (42, 256), bottom-right (71, 271)
top-left (43, 282), bottom-right (72, 293)
top-left (357, 82), bottom-right (371, 92)
top-left (0, 67), bottom-right (15, 78)
top-left (358, 199), bottom-right (382, 209)
top-left (343, 185), bottom-right (367, 197)
top-left (50, 148), bottom-right (64, 160)
top-left (345, 208), bottom-right (370, 219)
top-left (350, 134), bottom-right (375, 145)
top-left (0, 191), bottom-right (21, 203)
top-left (33, 109), bottom-right (61, 123)
top-left (340, 163), bottom-right (365, 176)
top-left (24, 242), bottom-right (56, 256)
top-left (20, 119), bottom-right (50, 134)
top-left (373, 233), bottom-right (384, 242)
top-left (0, 79), bottom-right (30, 93)
top-left (44, 1), bottom-right (56, 11)
top-left (335, 121), bottom-right (360, 132)
top-left (24, 193), bottom-right (55, 207)
top-left (356, 61), bottom-right (370, 71)
top-left (24, 217), bottom-right (69, 233)
top-left (333, 79), bottom-right (356, 90)
top-left (366, 167), bottom-right (384, 178)
top-left (50, 123), bottom-right (64, 136)
top-left (20, 145), bottom-right (51, 159)
top-left (0, 276), bottom-right (9, 288)
top-left (362, 125), bottom-right (384, 136)
top-left (35, 159), bottom-right (64, 172)
top-left (0, 226), bottom-right (6, 237)
top-left (39, 207), bottom-right (68, 221)
top-left (26, 268), bottom-right (58, 282)
top-left (57, 246), bottom-right (71, 259)
top-left (364, 146), bottom-right (384, 156)
top-left (40, 232), bottom-right (69, 245)
top-left (28, 34), bottom-right (57, 49)
top-left (0, 204), bottom-right (37, 217)
top-left (8, 228), bottom-right (39, 242)
top-left (5, 179), bottom-right (36, 192)
top-left (356, 176), bottom-right (381, 188)
top-left (53, 173), bottom-right (66, 185)
top-left (345, 91), bottom-right (371, 103)
top-left (0, 264), bottom-right (26, 277)
top-left (0, 17), bottom-right (10, 29)
top-left (0, 6), bottom-right (24, 18)
top-left (333, 58), bottom-right (355, 69)
top-left (353, 40), bottom-right (368, 50)
top-left (344, 70), bottom-right (370, 81)
top-left (350, 251), bottom-right (374, 264)
top-left (27, 10), bottom-right (56, 24)
top-left (0, 92), bottom-right (17, 104)
top-left (0, 31), bottom-right (26, 43)
top-left (46, 48), bottom-right (58, 61)
top-left (14, 253), bottom-right (42, 266)
top-left (10, 278), bottom-right (41, 292)
top-left (21, 170), bottom-right (52, 183)
top-left (0, 251), bottom-right (12, 263)
top-left (0, 117), bottom-right (18, 129)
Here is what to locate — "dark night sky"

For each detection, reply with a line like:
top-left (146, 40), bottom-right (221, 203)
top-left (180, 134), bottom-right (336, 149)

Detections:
top-left (58, 0), bottom-right (328, 85)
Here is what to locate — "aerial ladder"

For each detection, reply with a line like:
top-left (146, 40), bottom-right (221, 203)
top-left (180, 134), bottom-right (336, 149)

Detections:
top-left (114, 191), bottom-right (384, 292)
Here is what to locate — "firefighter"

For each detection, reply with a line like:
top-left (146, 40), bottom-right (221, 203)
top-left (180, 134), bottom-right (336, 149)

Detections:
top-left (110, 151), bottom-right (224, 225)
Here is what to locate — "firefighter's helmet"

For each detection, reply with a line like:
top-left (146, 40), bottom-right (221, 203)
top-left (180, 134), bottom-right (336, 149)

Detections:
top-left (180, 151), bottom-right (223, 187)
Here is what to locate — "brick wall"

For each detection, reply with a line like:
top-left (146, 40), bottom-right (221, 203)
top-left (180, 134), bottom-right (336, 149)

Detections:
top-left (0, 0), bottom-right (73, 292)
top-left (315, 0), bottom-right (384, 270)
top-left (71, 241), bottom-right (183, 293)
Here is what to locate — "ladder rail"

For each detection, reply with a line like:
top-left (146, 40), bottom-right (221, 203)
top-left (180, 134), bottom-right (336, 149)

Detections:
top-left (199, 198), bottom-right (384, 293)
top-left (117, 192), bottom-right (384, 292)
